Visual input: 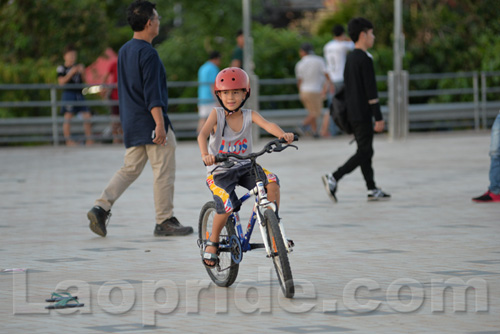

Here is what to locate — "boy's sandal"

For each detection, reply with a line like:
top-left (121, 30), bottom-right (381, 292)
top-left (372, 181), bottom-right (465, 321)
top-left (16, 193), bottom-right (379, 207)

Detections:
top-left (202, 240), bottom-right (219, 268)
top-left (45, 296), bottom-right (84, 309)
top-left (45, 292), bottom-right (78, 302)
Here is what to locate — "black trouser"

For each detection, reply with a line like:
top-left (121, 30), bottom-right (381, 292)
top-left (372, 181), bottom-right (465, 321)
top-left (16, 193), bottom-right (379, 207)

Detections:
top-left (333, 121), bottom-right (376, 190)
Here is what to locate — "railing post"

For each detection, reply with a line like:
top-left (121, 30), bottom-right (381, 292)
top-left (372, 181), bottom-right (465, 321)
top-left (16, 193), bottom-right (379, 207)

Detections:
top-left (388, 70), bottom-right (409, 141)
top-left (473, 71), bottom-right (479, 131)
top-left (50, 86), bottom-right (59, 146)
top-left (480, 72), bottom-right (487, 129)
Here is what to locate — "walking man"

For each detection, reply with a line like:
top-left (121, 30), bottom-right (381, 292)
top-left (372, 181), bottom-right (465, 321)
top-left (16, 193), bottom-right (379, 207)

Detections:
top-left (322, 18), bottom-right (390, 202)
top-left (87, 0), bottom-right (193, 237)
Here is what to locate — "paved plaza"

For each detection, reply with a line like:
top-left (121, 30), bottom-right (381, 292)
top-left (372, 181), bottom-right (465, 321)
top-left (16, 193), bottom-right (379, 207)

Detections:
top-left (0, 130), bottom-right (499, 333)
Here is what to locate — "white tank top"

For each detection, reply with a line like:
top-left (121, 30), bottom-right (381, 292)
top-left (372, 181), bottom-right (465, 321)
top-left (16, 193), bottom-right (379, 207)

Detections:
top-left (206, 107), bottom-right (253, 174)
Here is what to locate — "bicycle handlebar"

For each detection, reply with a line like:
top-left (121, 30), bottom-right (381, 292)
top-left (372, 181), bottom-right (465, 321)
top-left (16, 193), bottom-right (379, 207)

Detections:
top-left (214, 134), bottom-right (299, 163)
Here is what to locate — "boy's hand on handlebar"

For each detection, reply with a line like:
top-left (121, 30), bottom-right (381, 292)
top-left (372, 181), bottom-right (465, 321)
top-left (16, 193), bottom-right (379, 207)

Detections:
top-left (202, 154), bottom-right (216, 166)
top-left (280, 132), bottom-right (295, 144)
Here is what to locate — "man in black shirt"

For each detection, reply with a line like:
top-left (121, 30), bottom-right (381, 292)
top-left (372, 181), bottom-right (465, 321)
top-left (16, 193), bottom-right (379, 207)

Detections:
top-left (322, 17), bottom-right (390, 202)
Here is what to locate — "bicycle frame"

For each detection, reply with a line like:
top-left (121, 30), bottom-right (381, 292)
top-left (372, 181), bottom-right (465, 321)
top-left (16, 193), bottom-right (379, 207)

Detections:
top-left (227, 162), bottom-right (292, 258)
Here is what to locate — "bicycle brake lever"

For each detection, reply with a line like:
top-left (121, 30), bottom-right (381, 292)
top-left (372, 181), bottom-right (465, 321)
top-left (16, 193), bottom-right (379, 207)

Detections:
top-left (273, 143), bottom-right (298, 152)
top-left (222, 160), bottom-right (236, 168)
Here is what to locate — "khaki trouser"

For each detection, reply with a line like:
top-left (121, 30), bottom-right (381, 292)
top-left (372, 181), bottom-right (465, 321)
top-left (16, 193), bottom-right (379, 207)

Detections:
top-left (299, 91), bottom-right (323, 118)
top-left (95, 127), bottom-right (177, 224)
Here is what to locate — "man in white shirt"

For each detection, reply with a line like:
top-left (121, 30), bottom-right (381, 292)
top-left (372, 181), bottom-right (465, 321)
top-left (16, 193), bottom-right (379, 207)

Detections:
top-left (321, 25), bottom-right (354, 136)
top-left (295, 43), bottom-right (330, 138)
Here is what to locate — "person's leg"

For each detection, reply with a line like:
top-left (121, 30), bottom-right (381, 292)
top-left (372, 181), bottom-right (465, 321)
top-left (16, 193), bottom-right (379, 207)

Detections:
top-left (148, 126), bottom-right (177, 224)
top-left (357, 124), bottom-right (376, 190)
top-left (204, 212), bottom-right (231, 266)
top-left (81, 111), bottom-right (94, 146)
top-left (488, 114), bottom-right (500, 194)
top-left (300, 92), bottom-right (322, 135)
top-left (203, 170), bottom-right (239, 266)
top-left (333, 122), bottom-right (372, 181)
top-left (320, 111), bottom-right (331, 137)
top-left (63, 112), bottom-right (76, 146)
top-left (94, 145), bottom-right (148, 211)
top-left (299, 92), bottom-right (313, 133)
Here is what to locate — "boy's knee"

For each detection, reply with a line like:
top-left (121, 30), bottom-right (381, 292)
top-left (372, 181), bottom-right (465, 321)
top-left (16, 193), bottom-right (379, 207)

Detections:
top-left (266, 182), bottom-right (279, 189)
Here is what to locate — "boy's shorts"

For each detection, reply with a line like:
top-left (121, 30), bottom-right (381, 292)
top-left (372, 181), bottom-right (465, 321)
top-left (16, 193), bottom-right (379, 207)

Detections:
top-left (206, 163), bottom-right (279, 214)
top-left (60, 91), bottom-right (90, 115)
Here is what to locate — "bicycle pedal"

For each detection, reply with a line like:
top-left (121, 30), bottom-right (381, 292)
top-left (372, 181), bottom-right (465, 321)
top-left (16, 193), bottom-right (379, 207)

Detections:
top-left (287, 239), bottom-right (294, 248)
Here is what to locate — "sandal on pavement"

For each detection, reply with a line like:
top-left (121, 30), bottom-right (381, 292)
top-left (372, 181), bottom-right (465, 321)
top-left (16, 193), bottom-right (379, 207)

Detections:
top-left (202, 240), bottom-right (219, 268)
top-left (45, 292), bottom-right (78, 302)
top-left (45, 296), bottom-right (84, 309)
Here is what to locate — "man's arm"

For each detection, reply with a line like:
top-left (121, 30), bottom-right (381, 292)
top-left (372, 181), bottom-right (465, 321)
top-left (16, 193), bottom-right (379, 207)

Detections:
top-left (151, 106), bottom-right (167, 145)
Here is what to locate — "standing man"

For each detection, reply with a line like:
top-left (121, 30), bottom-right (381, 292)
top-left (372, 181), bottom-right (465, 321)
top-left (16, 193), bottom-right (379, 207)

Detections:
top-left (295, 42), bottom-right (330, 138)
top-left (197, 51), bottom-right (221, 133)
top-left (87, 0), bottom-right (193, 237)
top-left (321, 24), bottom-right (354, 137)
top-left (230, 29), bottom-right (244, 68)
top-left (322, 17), bottom-right (390, 202)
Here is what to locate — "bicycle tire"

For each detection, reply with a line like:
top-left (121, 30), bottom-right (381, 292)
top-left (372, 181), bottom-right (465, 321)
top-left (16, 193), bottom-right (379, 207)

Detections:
top-left (264, 208), bottom-right (294, 298)
top-left (198, 201), bottom-right (239, 287)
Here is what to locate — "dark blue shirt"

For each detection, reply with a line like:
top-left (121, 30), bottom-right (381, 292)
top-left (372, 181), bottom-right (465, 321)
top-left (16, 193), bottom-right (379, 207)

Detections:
top-left (118, 38), bottom-right (172, 148)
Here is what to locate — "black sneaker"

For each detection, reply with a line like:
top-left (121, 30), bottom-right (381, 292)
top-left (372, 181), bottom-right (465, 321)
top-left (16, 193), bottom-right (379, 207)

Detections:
top-left (321, 174), bottom-right (337, 203)
top-left (87, 206), bottom-right (111, 237)
top-left (367, 188), bottom-right (391, 201)
top-left (154, 216), bottom-right (193, 236)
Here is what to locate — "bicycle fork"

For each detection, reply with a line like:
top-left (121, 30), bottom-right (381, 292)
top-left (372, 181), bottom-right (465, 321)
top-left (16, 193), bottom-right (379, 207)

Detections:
top-left (253, 181), bottom-right (294, 257)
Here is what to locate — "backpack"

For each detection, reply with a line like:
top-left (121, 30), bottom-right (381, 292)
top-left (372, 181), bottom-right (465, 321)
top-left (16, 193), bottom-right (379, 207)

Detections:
top-left (329, 86), bottom-right (353, 134)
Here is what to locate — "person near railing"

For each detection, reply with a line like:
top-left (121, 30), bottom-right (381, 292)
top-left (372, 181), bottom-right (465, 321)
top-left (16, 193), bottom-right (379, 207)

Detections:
top-left (295, 42), bottom-right (330, 138)
top-left (57, 44), bottom-right (93, 146)
top-left (321, 24), bottom-right (354, 137)
top-left (102, 55), bottom-right (123, 144)
top-left (472, 111), bottom-right (500, 202)
top-left (87, 0), bottom-right (193, 237)
top-left (230, 29), bottom-right (244, 68)
top-left (197, 51), bottom-right (221, 133)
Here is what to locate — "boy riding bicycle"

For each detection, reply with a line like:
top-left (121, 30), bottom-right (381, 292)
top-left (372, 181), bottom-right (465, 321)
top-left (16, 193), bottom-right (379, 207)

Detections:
top-left (197, 67), bottom-right (294, 267)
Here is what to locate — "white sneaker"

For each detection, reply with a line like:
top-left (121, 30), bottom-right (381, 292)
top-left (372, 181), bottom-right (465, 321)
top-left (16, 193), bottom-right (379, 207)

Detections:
top-left (321, 174), bottom-right (337, 203)
top-left (367, 188), bottom-right (391, 201)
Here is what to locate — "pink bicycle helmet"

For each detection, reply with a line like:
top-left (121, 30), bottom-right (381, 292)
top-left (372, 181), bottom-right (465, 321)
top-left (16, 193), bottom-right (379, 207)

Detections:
top-left (214, 67), bottom-right (251, 97)
top-left (214, 67), bottom-right (251, 114)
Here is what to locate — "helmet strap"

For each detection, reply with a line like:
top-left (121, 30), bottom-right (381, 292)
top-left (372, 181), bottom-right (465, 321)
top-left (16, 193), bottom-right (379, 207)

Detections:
top-left (215, 93), bottom-right (249, 116)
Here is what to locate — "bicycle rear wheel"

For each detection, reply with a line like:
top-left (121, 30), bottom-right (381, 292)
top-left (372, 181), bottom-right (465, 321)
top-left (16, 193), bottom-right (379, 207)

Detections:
top-left (198, 201), bottom-right (239, 287)
top-left (264, 209), bottom-right (294, 298)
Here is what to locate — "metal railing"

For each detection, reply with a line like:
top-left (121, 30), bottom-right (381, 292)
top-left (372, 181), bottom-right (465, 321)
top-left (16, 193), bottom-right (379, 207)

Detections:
top-left (1, 71), bottom-right (499, 145)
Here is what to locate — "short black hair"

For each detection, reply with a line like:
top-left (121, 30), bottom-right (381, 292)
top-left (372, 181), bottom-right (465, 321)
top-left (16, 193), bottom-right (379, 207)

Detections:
top-left (209, 51), bottom-right (221, 60)
top-left (300, 42), bottom-right (314, 54)
top-left (332, 24), bottom-right (345, 37)
top-left (127, 0), bottom-right (157, 32)
top-left (347, 17), bottom-right (373, 43)
top-left (236, 29), bottom-right (243, 37)
top-left (63, 44), bottom-right (76, 55)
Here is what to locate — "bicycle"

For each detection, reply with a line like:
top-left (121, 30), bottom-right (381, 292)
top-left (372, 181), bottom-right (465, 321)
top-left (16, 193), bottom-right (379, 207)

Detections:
top-left (197, 136), bottom-right (298, 298)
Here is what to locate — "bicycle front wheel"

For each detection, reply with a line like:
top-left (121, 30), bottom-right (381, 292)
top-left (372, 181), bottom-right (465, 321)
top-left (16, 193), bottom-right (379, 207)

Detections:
top-left (198, 201), bottom-right (239, 287)
top-left (264, 209), bottom-right (294, 298)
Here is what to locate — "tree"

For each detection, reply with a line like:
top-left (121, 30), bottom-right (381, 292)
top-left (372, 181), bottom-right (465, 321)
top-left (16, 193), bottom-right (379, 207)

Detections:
top-left (0, 0), bottom-right (110, 66)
